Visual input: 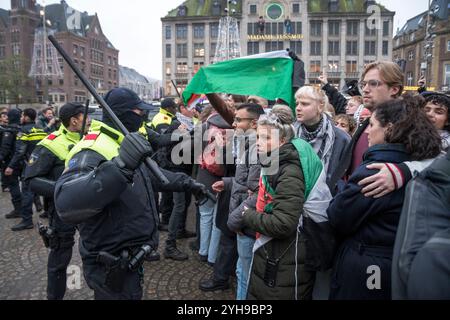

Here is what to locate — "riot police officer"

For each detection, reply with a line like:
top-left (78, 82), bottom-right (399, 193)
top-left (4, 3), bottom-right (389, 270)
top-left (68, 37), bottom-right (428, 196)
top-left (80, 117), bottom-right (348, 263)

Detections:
top-left (8, 108), bottom-right (47, 231)
top-left (1, 109), bottom-right (22, 219)
top-left (54, 88), bottom-right (209, 300)
top-left (24, 103), bottom-right (92, 300)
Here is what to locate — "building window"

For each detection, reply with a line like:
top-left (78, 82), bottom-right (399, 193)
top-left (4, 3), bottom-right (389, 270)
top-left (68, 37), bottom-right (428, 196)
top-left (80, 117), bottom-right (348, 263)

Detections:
top-left (329, 0), bottom-right (339, 12)
top-left (310, 21), bottom-right (322, 37)
top-left (310, 41), bottom-right (321, 56)
top-left (194, 43), bottom-right (205, 57)
top-left (293, 22), bottom-right (302, 34)
top-left (80, 47), bottom-right (85, 58)
top-left (59, 79), bottom-right (64, 85)
top-left (328, 21), bottom-right (340, 37)
top-left (328, 61), bottom-right (339, 74)
top-left (193, 62), bottom-right (204, 74)
top-left (176, 24), bottom-right (188, 40)
top-left (12, 43), bottom-right (20, 56)
top-left (176, 62), bottom-right (188, 73)
top-left (165, 44), bottom-right (171, 58)
top-left (176, 44), bottom-right (187, 58)
top-left (328, 41), bottom-right (340, 56)
top-left (410, 33), bottom-right (415, 41)
top-left (383, 21), bottom-right (390, 37)
top-left (346, 41), bottom-right (357, 55)
top-left (382, 41), bottom-right (389, 56)
top-left (210, 23), bottom-right (219, 39)
top-left (250, 4), bottom-right (257, 15)
top-left (210, 42), bottom-right (217, 56)
top-left (406, 72), bottom-right (414, 86)
top-left (165, 81), bottom-right (172, 96)
top-left (447, 40), bottom-right (450, 52)
top-left (310, 61), bottom-right (321, 73)
top-left (265, 41), bottom-right (283, 52)
top-left (364, 41), bottom-right (376, 55)
top-left (247, 42), bottom-right (259, 55)
top-left (346, 61), bottom-right (358, 73)
top-left (0, 46), bottom-right (5, 58)
top-left (408, 50), bottom-right (414, 61)
top-left (444, 64), bottom-right (450, 85)
top-left (248, 23), bottom-right (256, 35)
top-left (289, 41), bottom-right (302, 55)
top-left (347, 20), bottom-right (359, 36)
top-left (165, 63), bottom-right (171, 76)
top-left (165, 26), bottom-right (171, 40)
top-left (193, 24), bottom-right (205, 39)
top-left (73, 44), bottom-right (78, 55)
top-left (365, 21), bottom-right (376, 36)
top-left (292, 3), bottom-right (300, 14)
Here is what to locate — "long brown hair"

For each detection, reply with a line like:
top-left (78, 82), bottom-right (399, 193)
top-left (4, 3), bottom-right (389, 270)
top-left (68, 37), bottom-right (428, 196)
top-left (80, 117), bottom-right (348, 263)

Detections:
top-left (374, 94), bottom-right (441, 160)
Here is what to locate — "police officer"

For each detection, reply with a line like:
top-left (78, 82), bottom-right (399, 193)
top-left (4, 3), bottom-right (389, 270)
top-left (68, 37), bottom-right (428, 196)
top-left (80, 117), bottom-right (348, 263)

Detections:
top-left (24, 103), bottom-right (92, 300)
top-left (1, 109), bottom-right (22, 219)
top-left (9, 108), bottom-right (47, 231)
top-left (151, 98), bottom-right (179, 231)
top-left (54, 88), bottom-right (209, 300)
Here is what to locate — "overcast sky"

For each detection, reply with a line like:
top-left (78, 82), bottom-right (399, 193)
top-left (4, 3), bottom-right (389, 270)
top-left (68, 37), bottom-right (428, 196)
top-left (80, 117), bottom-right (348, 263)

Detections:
top-left (0, 0), bottom-right (430, 80)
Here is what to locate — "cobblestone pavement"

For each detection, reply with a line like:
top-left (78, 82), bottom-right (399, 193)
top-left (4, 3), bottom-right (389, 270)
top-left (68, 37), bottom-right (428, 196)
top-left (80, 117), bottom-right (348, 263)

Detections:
top-left (0, 192), bottom-right (236, 300)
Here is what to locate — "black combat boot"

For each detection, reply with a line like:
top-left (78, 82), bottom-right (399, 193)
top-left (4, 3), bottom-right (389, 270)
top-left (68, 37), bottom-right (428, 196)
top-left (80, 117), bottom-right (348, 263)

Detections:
top-left (164, 241), bottom-right (188, 261)
top-left (5, 209), bottom-right (21, 219)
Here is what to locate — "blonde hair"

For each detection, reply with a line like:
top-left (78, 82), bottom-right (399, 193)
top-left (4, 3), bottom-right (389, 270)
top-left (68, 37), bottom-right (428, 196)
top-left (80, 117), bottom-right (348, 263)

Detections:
top-left (295, 86), bottom-right (334, 117)
top-left (361, 61), bottom-right (404, 98)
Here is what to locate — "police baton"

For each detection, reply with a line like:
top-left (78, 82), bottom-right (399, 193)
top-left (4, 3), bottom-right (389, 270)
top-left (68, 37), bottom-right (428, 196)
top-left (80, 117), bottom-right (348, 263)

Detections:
top-left (80, 99), bottom-right (89, 139)
top-left (48, 35), bottom-right (169, 185)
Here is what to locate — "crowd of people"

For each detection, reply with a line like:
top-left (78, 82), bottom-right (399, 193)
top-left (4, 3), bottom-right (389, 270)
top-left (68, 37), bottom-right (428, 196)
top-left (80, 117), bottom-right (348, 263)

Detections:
top-left (1, 60), bottom-right (449, 300)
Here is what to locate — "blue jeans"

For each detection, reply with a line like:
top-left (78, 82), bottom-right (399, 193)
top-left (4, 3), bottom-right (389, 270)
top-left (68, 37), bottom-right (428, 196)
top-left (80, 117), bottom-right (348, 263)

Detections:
top-left (236, 234), bottom-right (255, 300)
top-left (199, 199), bottom-right (221, 263)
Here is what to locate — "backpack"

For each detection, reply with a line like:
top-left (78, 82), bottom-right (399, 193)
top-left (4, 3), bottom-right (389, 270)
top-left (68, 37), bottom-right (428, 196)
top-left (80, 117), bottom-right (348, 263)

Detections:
top-left (199, 122), bottom-right (228, 177)
top-left (392, 151), bottom-right (450, 299)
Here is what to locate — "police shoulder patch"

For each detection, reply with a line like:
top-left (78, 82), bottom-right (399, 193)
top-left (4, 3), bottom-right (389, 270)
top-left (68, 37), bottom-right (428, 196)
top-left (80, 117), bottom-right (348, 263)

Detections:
top-left (68, 158), bottom-right (79, 170)
top-left (28, 153), bottom-right (39, 166)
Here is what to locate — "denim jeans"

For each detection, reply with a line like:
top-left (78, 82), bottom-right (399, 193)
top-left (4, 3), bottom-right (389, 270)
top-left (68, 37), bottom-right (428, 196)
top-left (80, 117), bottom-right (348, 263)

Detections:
top-left (166, 191), bottom-right (186, 244)
top-left (199, 199), bottom-right (221, 263)
top-left (236, 234), bottom-right (255, 300)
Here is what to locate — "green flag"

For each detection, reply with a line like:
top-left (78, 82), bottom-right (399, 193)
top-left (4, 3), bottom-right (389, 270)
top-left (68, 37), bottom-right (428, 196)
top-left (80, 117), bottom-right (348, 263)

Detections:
top-left (182, 50), bottom-right (295, 108)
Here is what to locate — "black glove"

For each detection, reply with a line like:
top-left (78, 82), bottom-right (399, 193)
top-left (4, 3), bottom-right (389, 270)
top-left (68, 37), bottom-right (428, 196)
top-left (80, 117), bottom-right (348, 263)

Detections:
top-left (185, 179), bottom-right (216, 206)
top-left (113, 132), bottom-right (154, 173)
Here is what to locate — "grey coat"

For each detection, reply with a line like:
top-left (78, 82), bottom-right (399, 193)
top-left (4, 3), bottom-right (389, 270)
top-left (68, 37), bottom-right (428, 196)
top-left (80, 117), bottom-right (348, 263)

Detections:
top-left (226, 135), bottom-right (261, 238)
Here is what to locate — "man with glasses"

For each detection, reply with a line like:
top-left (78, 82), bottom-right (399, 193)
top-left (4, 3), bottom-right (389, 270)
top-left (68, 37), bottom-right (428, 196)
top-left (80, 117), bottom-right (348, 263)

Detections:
top-left (330, 61), bottom-right (406, 196)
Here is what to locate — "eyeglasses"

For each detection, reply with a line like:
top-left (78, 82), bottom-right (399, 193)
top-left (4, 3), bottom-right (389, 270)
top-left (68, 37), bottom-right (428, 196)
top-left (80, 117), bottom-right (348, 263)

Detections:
top-left (234, 117), bottom-right (256, 123)
top-left (358, 79), bottom-right (386, 91)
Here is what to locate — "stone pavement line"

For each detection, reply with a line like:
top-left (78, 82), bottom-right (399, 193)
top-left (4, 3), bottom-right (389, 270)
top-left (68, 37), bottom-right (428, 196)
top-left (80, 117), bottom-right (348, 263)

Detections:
top-left (0, 192), bottom-right (235, 300)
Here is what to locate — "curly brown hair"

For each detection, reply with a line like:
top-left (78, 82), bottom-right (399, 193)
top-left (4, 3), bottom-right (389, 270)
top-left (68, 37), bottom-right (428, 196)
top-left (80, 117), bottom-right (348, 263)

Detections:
top-left (373, 94), bottom-right (442, 160)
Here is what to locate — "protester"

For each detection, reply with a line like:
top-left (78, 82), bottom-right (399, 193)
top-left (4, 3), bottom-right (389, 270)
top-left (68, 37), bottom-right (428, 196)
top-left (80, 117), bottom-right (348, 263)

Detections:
top-left (241, 107), bottom-right (322, 300)
top-left (327, 95), bottom-right (442, 300)
top-left (421, 92), bottom-right (450, 152)
top-left (294, 86), bottom-right (350, 189)
top-left (334, 114), bottom-right (356, 136)
top-left (37, 107), bottom-right (58, 134)
top-left (218, 103), bottom-right (265, 299)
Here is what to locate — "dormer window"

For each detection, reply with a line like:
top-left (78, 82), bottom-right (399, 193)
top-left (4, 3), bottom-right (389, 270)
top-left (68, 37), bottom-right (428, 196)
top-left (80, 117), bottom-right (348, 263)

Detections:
top-left (177, 5), bottom-right (187, 17)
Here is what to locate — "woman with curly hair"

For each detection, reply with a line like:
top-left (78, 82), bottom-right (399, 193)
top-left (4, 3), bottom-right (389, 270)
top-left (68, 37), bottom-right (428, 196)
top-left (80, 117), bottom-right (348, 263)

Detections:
top-left (327, 94), bottom-right (442, 300)
top-left (421, 92), bottom-right (450, 152)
